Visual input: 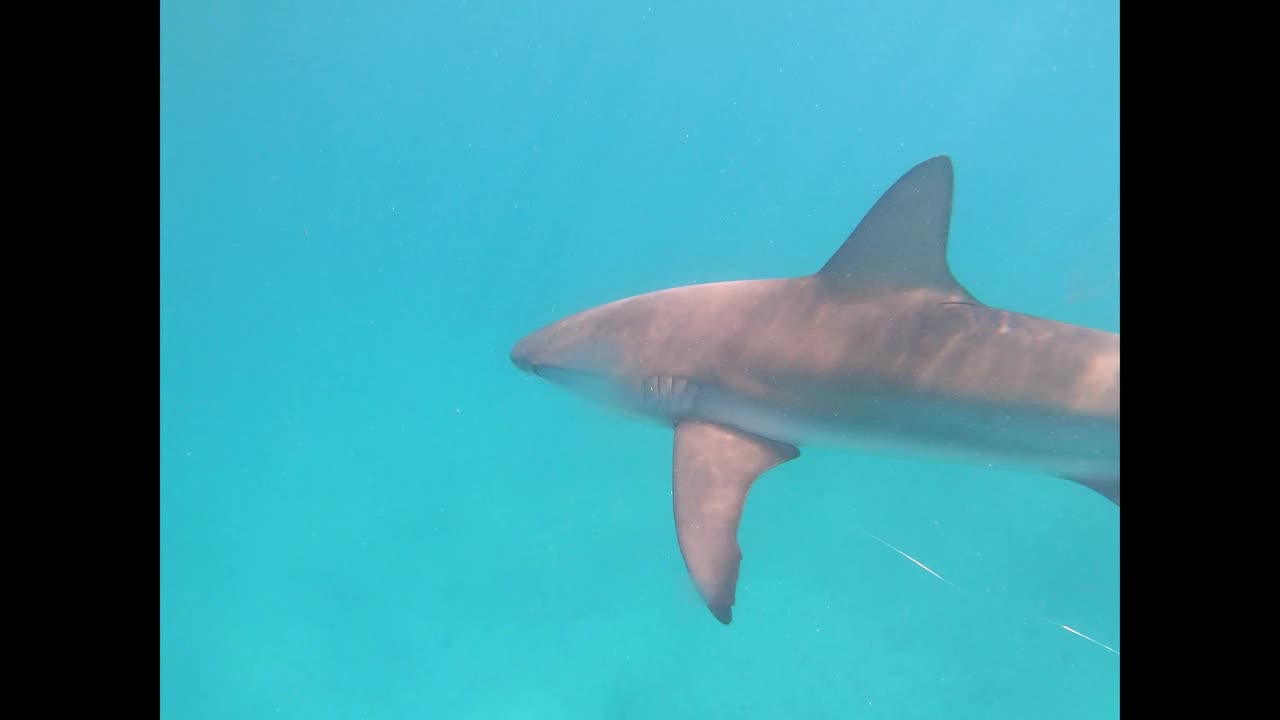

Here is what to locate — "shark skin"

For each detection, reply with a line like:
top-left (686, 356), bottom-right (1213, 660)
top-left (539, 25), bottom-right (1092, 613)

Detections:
top-left (510, 156), bottom-right (1119, 624)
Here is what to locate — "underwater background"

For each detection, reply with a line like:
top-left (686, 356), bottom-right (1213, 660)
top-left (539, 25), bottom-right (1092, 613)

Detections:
top-left (160, 1), bottom-right (1119, 718)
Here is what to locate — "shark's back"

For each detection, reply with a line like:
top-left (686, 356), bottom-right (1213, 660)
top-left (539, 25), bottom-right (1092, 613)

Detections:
top-left (674, 277), bottom-right (1119, 479)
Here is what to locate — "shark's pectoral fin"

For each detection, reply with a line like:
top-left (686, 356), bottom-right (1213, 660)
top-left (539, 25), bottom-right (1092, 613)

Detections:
top-left (672, 420), bottom-right (799, 624)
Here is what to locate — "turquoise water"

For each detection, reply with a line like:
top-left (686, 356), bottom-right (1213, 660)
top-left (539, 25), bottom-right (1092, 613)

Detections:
top-left (160, 1), bottom-right (1119, 718)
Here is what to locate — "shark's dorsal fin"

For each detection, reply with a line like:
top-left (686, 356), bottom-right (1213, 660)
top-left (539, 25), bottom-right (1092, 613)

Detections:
top-left (816, 155), bottom-right (978, 302)
top-left (672, 420), bottom-right (799, 625)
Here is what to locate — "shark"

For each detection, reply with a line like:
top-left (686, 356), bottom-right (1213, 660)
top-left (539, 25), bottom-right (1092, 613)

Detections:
top-left (510, 156), bottom-right (1119, 625)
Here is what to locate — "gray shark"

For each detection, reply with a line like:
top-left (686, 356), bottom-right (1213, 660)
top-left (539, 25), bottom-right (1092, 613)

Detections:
top-left (510, 156), bottom-right (1119, 624)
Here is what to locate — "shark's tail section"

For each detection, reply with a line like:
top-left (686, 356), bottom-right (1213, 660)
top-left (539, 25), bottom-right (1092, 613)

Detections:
top-left (1063, 475), bottom-right (1120, 505)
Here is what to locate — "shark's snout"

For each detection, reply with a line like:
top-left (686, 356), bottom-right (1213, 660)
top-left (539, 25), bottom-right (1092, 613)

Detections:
top-left (510, 334), bottom-right (546, 377)
top-left (510, 347), bottom-right (533, 374)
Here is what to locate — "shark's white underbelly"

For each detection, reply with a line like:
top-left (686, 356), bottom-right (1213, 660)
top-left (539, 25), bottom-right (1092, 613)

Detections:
top-left (688, 383), bottom-right (1119, 481)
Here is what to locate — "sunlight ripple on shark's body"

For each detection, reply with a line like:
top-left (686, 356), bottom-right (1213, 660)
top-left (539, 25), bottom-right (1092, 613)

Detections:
top-left (511, 156), bottom-right (1119, 624)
